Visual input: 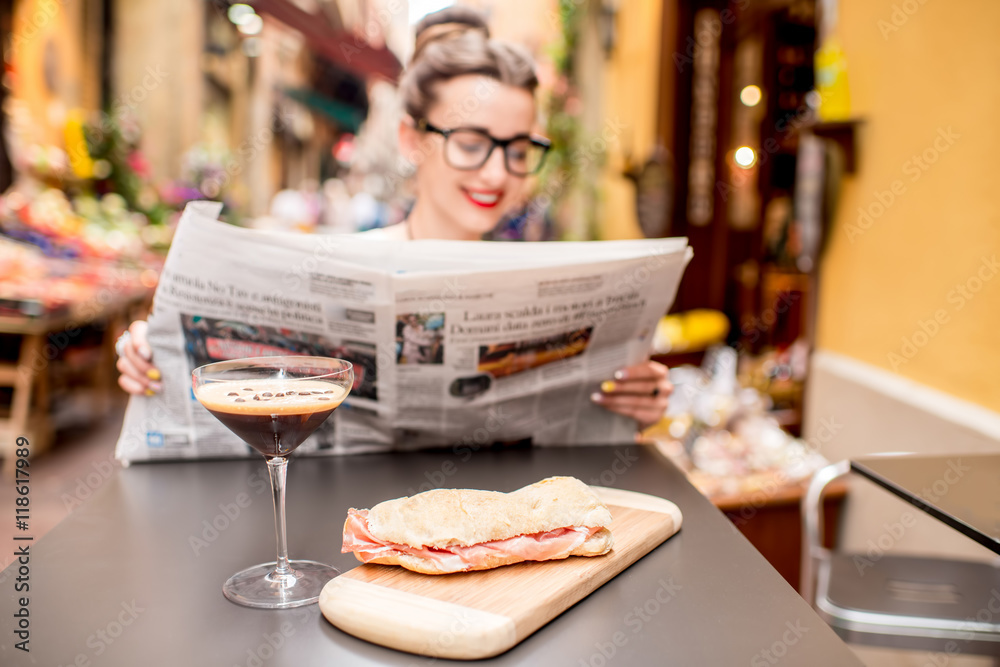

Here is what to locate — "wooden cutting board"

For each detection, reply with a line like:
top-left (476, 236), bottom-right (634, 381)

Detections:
top-left (319, 487), bottom-right (682, 660)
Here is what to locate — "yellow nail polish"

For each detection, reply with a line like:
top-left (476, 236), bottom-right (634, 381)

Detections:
top-left (147, 368), bottom-right (161, 381)
top-left (144, 388), bottom-right (155, 397)
top-left (601, 380), bottom-right (616, 393)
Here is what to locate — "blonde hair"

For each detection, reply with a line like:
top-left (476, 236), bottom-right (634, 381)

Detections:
top-left (400, 6), bottom-right (539, 121)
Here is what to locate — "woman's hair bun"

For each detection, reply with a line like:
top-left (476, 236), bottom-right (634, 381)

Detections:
top-left (412, 6), bottom-right (490, 64)
top-left (400, 5), bottom-right (538, 121)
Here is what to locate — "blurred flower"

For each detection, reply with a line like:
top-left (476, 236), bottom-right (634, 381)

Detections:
top-left (536, 60), bottom-right (557, 91)
top-left (92, 159), bottom-right (112, 179)
top-left (200, 178), bottom-right (221, 198)
top-left (563, 95), bottom-right (582, 117)
top-left (73, 195), bottom-right (101, 219)
top-left (117, 111), bottom-right (142, 145)
top-left (553, 76), bottom-right (569, 97)
top-left (126, 151), bottom-right (151, 179)
top-left (64, 110), bottom-right (95, 179)
top-left (101, 193), bottom-right (127, 216)
top-left (137, 186), bottom-right (158, 211)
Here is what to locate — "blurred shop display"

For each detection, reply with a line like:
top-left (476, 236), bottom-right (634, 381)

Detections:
top-left (0, 104), bottom-right (168, 361)
top-left (626, 148), bottom-right (674, 239)
top-left (1, 104), bottom-right (179, 258)
top-left (0, 235), bottom-right (155, 318)
top-left (645, 342), bottom-right (839, 592)
top-left (635, 0), bottom-right (853, 440)
top-left (740, 339), bottom-right (810, 423)
top-left (0, 232), bottom-right (154, 462)
top-left (653, 309), bottom-right (731, 355)
top-left (0, 102), bottom-right (162, 456)
top-left (646, 345), bottom-right (826, 499)
top-left (813, 0), bottom-right (851, 121)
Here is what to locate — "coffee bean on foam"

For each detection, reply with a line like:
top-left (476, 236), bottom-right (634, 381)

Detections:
top-left (199, 380), bottom-right (347, 412)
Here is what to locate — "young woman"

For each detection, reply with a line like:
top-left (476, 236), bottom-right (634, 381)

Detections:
top-left (117, 7), bottom-right (672, 429)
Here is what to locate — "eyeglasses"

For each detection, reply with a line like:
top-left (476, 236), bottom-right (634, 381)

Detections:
top-left (417, 119), bottom-right (551, 176)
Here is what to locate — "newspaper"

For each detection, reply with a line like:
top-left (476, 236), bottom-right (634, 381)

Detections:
top-left (115, 202), bottom-right (693, 462)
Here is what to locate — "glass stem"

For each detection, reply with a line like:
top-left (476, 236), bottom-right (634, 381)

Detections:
top-left (267, 456), bottom-right (292, 576)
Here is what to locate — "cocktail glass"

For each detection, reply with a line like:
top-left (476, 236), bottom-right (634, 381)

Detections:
top-left (191, 356), bottom-right (353, 608)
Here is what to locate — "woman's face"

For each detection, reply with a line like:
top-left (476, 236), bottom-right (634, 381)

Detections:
top-left (401, 75), bottom-right (537, 239)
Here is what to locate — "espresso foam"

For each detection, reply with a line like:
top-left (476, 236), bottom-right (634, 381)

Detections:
top-left (195, 378), bottom-right (348, 416)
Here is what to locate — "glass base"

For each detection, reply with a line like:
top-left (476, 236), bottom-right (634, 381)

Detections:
top-left (222, 560), bottom-right (339, 609)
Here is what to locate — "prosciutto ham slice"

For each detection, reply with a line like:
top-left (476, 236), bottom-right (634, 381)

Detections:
top-left (342, 508), bottom-right (602, 574)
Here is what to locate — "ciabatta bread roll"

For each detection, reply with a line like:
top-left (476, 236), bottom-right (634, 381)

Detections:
top-left (342, 476), bottom-right (613, 574)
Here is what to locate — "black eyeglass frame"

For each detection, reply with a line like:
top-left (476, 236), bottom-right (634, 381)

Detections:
top-left (416, 119), bottom-right (552, 176)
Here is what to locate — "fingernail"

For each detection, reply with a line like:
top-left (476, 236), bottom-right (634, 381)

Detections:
top-left (590, 392), bottom-right (603, 403)
top-left (139, 346), bottom-right (152, 361)
top-left (144, 388), bottom-right (155, 397)
top-left (147, 368), bottom-right (161, 381)
top-left (149, 381), bottom-right (162, 393)
top-left (614, 370), bottom-right (625, 381)
top-left (600, 380), bottom-right (616, 393)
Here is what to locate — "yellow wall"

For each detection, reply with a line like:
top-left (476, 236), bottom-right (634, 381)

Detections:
top-left (816, 0), bottom-right (1000, 412)
top-left (599, 0), bottom-right (663, 240)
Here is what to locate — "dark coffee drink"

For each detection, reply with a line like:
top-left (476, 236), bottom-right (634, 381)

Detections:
top-left (195, 379), bottom-right (347, 458)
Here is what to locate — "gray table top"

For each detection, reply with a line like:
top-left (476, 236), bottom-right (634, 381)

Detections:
top-left (1, 445), bottom-right (861, 666)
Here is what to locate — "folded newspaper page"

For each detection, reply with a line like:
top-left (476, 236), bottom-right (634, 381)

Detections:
top-left (115, 202), bottom-right (693, 462)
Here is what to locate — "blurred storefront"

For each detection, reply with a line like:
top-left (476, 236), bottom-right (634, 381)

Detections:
top-left (521, 0), bottom-right (826, 415)
top-left (0, 0), bottom-right (403, 454)
top-left (2, 0), bottom-right (997, 557)
top-left (1, 0), bottom-right (403, 220)
top-left (546, 0), bottom-right (825, 434)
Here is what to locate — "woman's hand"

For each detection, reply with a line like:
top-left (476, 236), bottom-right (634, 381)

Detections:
top-left (591, 360), bottom-right (672, 430)
top-left (116, 320), bottom-right (161, 396)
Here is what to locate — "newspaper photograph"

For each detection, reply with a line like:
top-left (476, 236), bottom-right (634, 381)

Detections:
top-left (115, 202), bottom-right (692, 462)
